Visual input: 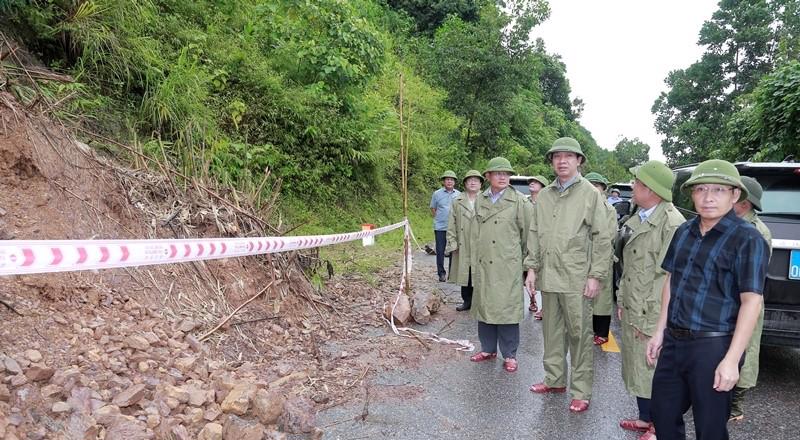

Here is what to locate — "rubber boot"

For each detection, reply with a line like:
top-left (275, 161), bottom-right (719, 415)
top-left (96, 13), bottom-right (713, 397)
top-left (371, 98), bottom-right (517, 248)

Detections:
top-left (729, 386), bottom-right (746, 422)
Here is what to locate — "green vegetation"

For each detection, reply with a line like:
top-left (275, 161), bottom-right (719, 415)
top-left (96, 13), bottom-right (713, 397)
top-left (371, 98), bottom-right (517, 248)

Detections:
top-left (2, 0), bottom-right (639, 248)
top-left (653, 0), bottom-right (800, 165)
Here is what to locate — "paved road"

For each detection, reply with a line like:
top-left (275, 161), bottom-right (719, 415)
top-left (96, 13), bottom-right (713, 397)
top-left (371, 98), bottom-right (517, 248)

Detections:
top-left (319, 251), bottom-right (800, 440)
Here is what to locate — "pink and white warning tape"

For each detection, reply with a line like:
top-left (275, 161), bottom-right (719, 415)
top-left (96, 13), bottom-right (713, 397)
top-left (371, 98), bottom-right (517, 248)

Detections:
top-left (0, 221), bottom-right (406, 276)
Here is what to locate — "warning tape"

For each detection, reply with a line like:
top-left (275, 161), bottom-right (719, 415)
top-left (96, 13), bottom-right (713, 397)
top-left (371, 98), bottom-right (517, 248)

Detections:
top-left (0, 221), bottom-right (406, 276)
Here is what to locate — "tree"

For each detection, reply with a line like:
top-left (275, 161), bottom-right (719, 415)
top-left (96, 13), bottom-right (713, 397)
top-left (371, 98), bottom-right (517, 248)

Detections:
top-left (386, 0), bottom-right (480, 34)
top-left (652, 0), bottom-right (798, 165)
top-left (614, 137), bottom-right (650, 170)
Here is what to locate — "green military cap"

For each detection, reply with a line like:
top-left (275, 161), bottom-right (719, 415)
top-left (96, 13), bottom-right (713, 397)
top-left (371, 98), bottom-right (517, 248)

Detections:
top-left (631, 160), bottom-right (675, 202)
top-left (483, 157), bottom-right (515, 175)
top-left (462, 169), bottom-right (484, 183)
top-left (528, 175), bottom-right (550, 186)
top-left (680, 159), bottom-right (748, 202)
top-left (545, 137), bottom-right (586, 164)
top-left (740, 176), bottom-right (763, 211)
top-left (584, 172), bottom-right (609, 189)
top-left (440, 170), bottom-right (457, 180)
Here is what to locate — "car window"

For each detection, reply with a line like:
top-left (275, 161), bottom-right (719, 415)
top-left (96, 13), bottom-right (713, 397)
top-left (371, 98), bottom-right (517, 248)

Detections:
top-left (758, 176), bottom-right (800, 215)
top-left (510, 178), bottom-right (530, 195)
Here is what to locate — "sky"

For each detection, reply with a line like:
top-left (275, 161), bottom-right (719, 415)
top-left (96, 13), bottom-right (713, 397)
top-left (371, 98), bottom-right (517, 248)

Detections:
top-left (529, 0), bottom-right (721, 161)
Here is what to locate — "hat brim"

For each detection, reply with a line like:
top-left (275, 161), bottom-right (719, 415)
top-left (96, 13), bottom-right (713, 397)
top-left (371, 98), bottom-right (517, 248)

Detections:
top-left (482, 167), bottom-right (515, 175)
top-left (463, 175), bottom-right (484, 183)
top-left (546, 149), bottom-right (586, 164)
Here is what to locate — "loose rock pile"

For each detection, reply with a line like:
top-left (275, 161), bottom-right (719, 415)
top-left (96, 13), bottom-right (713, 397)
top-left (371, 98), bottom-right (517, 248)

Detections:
top-left (0, 302), bottom-right (322, 440)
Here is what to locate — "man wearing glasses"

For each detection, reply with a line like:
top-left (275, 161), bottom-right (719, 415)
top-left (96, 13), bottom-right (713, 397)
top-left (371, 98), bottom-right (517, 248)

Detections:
top-left (646, 159), bottom-right (770, 440)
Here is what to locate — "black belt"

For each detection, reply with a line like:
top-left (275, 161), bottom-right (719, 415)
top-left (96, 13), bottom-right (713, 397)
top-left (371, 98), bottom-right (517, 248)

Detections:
top-left (667, 327), bottom-right (733, 339)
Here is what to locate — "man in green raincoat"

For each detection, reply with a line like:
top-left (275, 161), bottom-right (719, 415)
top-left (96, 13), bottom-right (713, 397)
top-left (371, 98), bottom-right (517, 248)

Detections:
top-left (469, 157), bottom-right (533, 373)
top-left (525, 137), bottom-right (613, 413)
top-left (445, 170), bottom-right (484, 312)
top-left (616, 161), bottom-right (685, 438)
top-left (585, 171), bottom-right (617, 346)
top-left (730, 175), bottom-right (772, 422)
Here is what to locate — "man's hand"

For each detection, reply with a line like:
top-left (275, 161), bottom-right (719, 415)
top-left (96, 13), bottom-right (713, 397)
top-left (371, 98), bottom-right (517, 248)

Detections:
top-left (525, 269), bottom-right (536, 294)
top-left (646, 331), bottom-right (663, 367)
top-left (583, 277), bottom-right (600, 299)
top-left (714, 358), bottom-right (740, 392)
top-left (617, 306), bottom-right (623, 321)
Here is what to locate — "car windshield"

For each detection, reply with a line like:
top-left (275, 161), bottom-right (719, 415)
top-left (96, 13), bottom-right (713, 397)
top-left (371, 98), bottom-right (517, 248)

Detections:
top-left (759, 176), bottom-right (800, 215)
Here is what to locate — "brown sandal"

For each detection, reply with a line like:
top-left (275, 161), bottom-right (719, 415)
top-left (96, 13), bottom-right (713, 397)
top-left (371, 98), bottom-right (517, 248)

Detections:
top-left (569, 399), bottom-right (590, 413)
top-left (620, 419), bottom-right (652, 433)
top-left (529, 382), bottom-right (566, 393)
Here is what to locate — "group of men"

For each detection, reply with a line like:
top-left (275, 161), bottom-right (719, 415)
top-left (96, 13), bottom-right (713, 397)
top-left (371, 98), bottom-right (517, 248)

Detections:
top-left (430, 137), bottom-right (771, 440)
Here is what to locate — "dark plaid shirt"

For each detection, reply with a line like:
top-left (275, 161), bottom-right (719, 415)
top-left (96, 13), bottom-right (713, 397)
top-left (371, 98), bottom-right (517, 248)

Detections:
top-left (661, 209), bottom-right (769, 332)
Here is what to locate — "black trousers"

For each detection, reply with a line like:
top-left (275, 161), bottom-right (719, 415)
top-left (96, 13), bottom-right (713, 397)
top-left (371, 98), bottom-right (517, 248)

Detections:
top-left (477, 321), bottom-right (520, 359)
top-left (651, 330), bottom-right (738, 440)
top-left (434, 230), bottom-right (447, 277)
top-left (593, 315), bottom-right (611, 338)
top-left (461, 268), bottom-right (473, 306)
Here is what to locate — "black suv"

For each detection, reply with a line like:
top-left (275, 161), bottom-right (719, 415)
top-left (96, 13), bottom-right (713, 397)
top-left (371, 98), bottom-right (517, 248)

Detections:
top-left (672, 162), bottom-right (800, 347)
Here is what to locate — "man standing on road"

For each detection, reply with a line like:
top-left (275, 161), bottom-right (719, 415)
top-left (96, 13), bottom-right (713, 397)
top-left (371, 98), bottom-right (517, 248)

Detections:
top-left (446, 170), bottom-right (484, 312)
top-left (647, 159), bottom-right (769, 440)
top-left (729, 175), bottom-right (772, 422)
top-left (616, 161), bottom-right (685, 439)
top-left (525, 137), bottom-right (613, 413)
top-left (431, 170), bottom-right (460, 282)
top-left (585, 172), bottom-right (617, 346)
top-left (469, 157), bottom-right (532, 373)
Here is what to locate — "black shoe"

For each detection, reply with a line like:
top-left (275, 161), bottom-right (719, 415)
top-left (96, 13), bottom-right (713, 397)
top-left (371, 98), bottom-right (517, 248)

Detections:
top-left (456, 303), bottom-right (471, 311)
top-left (438, 274), bottom-right (447, 282)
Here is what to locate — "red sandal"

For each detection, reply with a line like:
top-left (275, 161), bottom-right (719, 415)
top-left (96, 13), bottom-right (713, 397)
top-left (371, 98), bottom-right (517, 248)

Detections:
top-left (529, 382), bottom-right (566, 394)
top-left (620, 419), bottom-right (652, 433)
top-left (503, 358), bottom-right (517, 372)
top-left (533, 309), bottom-right (543, 320)
top-left (638, 425), bottom-right (657, 440)
top-left (593, 335), bottom-right (609, 345)
top-left (469, 352), bottom-right (497, 362)
top-left (569, 399), bottom-right (590, 413)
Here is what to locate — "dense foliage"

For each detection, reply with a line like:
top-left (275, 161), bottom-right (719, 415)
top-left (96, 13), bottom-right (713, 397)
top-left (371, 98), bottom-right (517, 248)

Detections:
top-left (653, 0), bottom-right (800, 165)
top-left (1, 0), bottom-right (637, 234)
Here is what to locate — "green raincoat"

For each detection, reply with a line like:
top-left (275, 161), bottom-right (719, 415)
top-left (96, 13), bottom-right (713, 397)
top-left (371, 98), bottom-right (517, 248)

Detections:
top-left (524, 177), bottom-right (613, 290)
top-left (471, 188), bottom-right (533, 324)
top-left (445, 193), bottom-right (479, 286)
top-left (738, 210), bottom-right (772, 389)
top-left (619, 201), bottom-right (685, 398)
top-left (593, 200), bottom-right (618, 316)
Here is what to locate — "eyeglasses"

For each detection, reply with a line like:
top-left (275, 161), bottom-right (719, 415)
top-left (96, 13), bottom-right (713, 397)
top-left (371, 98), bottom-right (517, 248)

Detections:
top-left (691, 186), bottom-right (734, 196)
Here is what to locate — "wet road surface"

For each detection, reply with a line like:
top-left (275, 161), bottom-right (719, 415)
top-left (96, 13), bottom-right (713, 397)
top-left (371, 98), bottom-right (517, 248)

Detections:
top-left (319, 252), bottom-right (800, 440)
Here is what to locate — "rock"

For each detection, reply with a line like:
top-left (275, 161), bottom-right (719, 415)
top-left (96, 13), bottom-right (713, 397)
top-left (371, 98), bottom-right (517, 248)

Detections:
top-left (220, 385), bottom-right (254, 416)
top-left (112, 384), bottom-right (146, 407)
top-left (93, 405), bottom-right (122, 426)
top-left (279, 397), bottom-right (316, 434)
top-left (177, 319), bottom-right (197, 333)
top-left (384, 293), bottom-right (411, 324)
top-left (51, 366), bottom-right (81, 386)
top-left (40, 384), bottom-right (61, 399)
top-left (65, 412), bottom-right (99, 440)
top-left (171, 424), bottom-right (191, 440)
top-left (198, 422), bottom-right (223, 440)
top-left (0, 384), bottom-right (10, 402)
top-left (52, 401), bottom-right (72, 413)
top-left (263, 430), bottom-right (288, 440)
top-left (105, 417), bottom-right (152, 440)
top-left (125, 335), bottom-right (150, 351)
top-left (252, 389), bottom-right (284, 425)
top-left (223, 415), bottom-right (264, 440)
top-left (24, 350), bottom-right (42, 363)
top-left (204, 404), bottom-right (222, 422)
top-left (146, 414), bottom-right (160, 429)
top-left (10, 374), bottom-right (28, 387)
top-left (186, 386), bottom-right (208, 407)
top-left (184, 407), bottom-right (204, 424)
top-left (410, 290), bottom-right (443, 325)
top-left (174, 356), bottom-right (196, 373)
top-left (162, 384), bottom-right (190, 404)
top-left (3, 357), bottom-right (22, 375)
top-left (24, 365), bottom-right (55, 382)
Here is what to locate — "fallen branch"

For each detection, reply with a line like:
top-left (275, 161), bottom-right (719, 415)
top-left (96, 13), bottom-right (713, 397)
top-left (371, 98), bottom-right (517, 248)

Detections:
top-left (199, 281), bottom-right (274, 341)
top-left (347, 365), bottom-right (371, 389)
top-left (268, 371), bottom-right (308, 389)
top-left (0, 297), bottom-right (22, 316)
